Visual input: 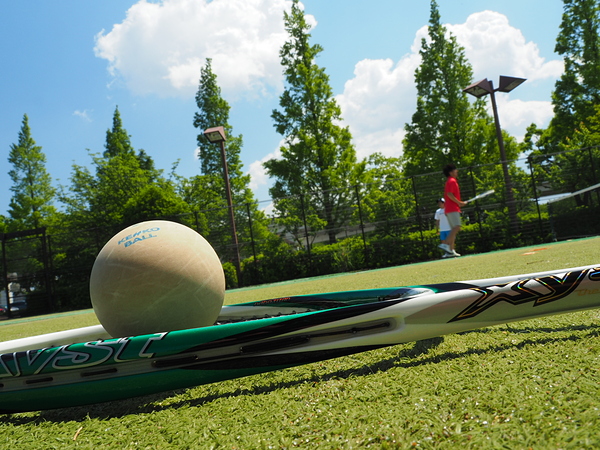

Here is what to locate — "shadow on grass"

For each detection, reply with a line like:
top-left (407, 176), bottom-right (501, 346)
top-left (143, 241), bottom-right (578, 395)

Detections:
top-left (460, 322), bottom-right (600, 335)
top-left (3, 324), bottom-right (599, 424)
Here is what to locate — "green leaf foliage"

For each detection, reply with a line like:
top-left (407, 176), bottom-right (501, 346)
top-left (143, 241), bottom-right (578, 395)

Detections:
top-left (193, 58), bottom-right (245, 181)
top-left (60, 108), bottom-right (180, 231)
top-left (121, 183), bottom-right (192, 226)
top-left (402, 1), bottom-right (502, 175)
top-left (7, 114), bottom-right (57, 230)
top-left (265, 0), bottom-right (366, 244)
top-left (104, 106), bottom-right (135, 158)
top-left (550, 0), bottom-right (600, 146)
top-left (535, 106), bottom-right (600, 205)
top-left (191, 58), bottom-right (272, 259)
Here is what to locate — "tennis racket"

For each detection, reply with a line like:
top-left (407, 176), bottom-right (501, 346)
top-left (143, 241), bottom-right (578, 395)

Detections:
top-left (465, 189), bottom-right (495, 203)
top-left (2, 264), bottom-right (600, 413)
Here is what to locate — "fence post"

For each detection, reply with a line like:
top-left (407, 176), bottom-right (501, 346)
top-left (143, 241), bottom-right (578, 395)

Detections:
top-left (587, 147), bottom-right (600, 206)
top-left (194, 211), bottom-right (200, 233)
top-left (467, 167), bottom-right (485, 248)
top-left (1, 234), bottom-right (10, 319)
top-left (299, 194), bottom-right (312, 272)
top-left (40, 228), bottom-right (54, 313)
top-left (354, 184), bottom-right (369, 267)
top-left (246, 202), bottom-right (259, 285)
top-left (527, 155), bottom-right (544, 237)
top-left (410, 176), bottom-right (426, 258)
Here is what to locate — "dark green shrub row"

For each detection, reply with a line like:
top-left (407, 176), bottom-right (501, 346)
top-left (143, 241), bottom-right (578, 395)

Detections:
top-left (236, 212), bottom-right (559, 288)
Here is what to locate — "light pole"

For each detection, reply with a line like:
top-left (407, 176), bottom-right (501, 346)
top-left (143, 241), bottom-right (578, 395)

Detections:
top-left (463, 75), bottom-right (526, 232)
top-left (203, 126), bottom-right (242, 287)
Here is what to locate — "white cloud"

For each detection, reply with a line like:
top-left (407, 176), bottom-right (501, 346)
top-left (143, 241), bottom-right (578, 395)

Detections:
top-left (73, 110), bottom-right (92, 122)
top-left (336, 55), bottom-right (419, 159)
top-left (448, 11), bottom-right (563, 83)
top-left (99, 3), bottom-right (564, 198)
top-left (94, 0), bottom-right (304, 98)
top-left (336, 10), bottom-right (563, 160)
top-left (353, 128), bottom-right (406, 161)
top-left (493, 97), bottom-right (554, 140)
top-left (247, 146), bottom-right (281, 191)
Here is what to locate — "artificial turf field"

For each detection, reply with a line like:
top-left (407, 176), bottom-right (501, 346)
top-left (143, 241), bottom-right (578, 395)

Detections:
top-left (1, 237), bottom-right (599, 449)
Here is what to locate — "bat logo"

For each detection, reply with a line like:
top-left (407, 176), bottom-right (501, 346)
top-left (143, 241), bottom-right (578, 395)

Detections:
top-left (450, 267), bottom-right (600, 322)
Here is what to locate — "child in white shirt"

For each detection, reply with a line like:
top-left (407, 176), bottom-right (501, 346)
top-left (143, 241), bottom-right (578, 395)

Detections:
top-left (434, 198), bottom-right (451, 256)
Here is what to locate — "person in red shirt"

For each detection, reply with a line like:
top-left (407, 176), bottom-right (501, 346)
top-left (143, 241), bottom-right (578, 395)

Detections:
top-left (443, 164), bottom-right (467, 257)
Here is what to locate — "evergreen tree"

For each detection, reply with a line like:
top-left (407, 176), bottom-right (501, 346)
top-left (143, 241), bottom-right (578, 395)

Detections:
top-left (402, 0), bottom-right (500, 175)
top-left (62, 108), bottom-right (181, 230)
top-left (549, 0), bottom-right (600, 146)
top-left (192, 58), bottom-right (269, 267)
top-left (104, 106), bottom-right (135, 158)
top-left (7, 114), bottom-right (56, 230)
top-left (58, 108), bottom-right (188, 310)
top-left (359, 154), bottom-right (415, 237)
top-left (193, 59), bottom-right (250, 199)
top-left (104, 106), bottom-right (158, 180)
top-left (0, 215), bottom-right (7, 235)
top-left (533, 105), bottom-right (600, 205)
top-left (265, 0), bottom-right (366, 244)
top-left (524, 0), bottom-right (600, 203)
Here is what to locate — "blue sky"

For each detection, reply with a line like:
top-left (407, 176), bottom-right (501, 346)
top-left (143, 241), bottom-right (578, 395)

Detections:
top-left (0, 0), bottom-right (565, 216)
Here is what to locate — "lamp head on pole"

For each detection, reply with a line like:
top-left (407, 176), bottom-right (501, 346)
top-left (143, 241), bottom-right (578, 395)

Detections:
top-left (497, 75), bottom-right (526, 93)
top-left (464, 76), bottom-right (527, 98)
top-left (203, 126), bottom-right (227, 144)
top-left (463, 78), bottom-right (494, 98)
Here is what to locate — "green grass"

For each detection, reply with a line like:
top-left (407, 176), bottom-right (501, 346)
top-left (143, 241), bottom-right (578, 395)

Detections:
top-left (1, 238), bottom-right (600, 449)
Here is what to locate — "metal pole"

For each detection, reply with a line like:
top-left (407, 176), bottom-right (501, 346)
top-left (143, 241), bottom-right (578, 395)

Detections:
top-left (354, 185), bottom-right (369, 267)
top-left (468, 167), bottom-right (485, 248)
top-left (410, 176), bottom-right (426, 258)
top-left (1, 234), bottom-right (10, 319)
top-left (527, 155), bottom-right (544, 238)
top-left (245, 202), bottom-right (258, 284)
top-left (299, 194), bottom-right (311, 257)
top-left (219, 140), bottom-right (242, 287)
top-left (488, 80), bottom-right (518, 232)
top-left (587, 147), bottom-right (600, 206)
top-left (40, 228), bottom-right (54, 313)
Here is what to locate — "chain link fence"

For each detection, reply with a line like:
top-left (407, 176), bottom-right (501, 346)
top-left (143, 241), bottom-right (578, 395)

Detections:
top-left (2, 146), bottom-right (600, 317)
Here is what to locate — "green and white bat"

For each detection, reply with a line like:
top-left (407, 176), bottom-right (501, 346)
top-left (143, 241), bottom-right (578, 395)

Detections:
top-left (1, 264), bottom-right (599, 413)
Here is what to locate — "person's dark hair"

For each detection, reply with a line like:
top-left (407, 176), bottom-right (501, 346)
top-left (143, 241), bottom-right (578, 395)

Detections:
top-left (443, 163), bottom-right (457, 178)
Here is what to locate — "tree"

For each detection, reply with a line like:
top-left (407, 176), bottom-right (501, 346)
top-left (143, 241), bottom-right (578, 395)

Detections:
top-left (104, 107), bottom-right (135, 158)
top-left (61, 107), bottom-right (179, 230)
top-left (549, 0), bottom-right (600, 146)
top-left (264, 0), bottom-right (366, 244)
top-left (192, 58), bottom-right (270, 262)
top-left (524, 1), bottom-right (600, 203)
top-left (56, 108), bottom-right (190, 309)
top-left (402, 1), bottom-right (502, 175)
top-left (359, 154), bottom-right (416, 237)
top-left (7, 114), bottom-right (56, 230)
top-left (535, 105), bottom-right (600, 205)
top-left (65, 154), bottom-right (178, 229)
top-left (121, 183), bottom-right (192, 225)
top-left (193, 59), bottom-right (253, 202)
top-left (104, 106), bottom-right (159, 180)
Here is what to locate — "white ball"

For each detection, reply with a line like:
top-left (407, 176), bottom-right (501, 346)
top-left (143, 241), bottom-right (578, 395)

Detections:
top-left (90, 220), bottom-right (225, 337)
